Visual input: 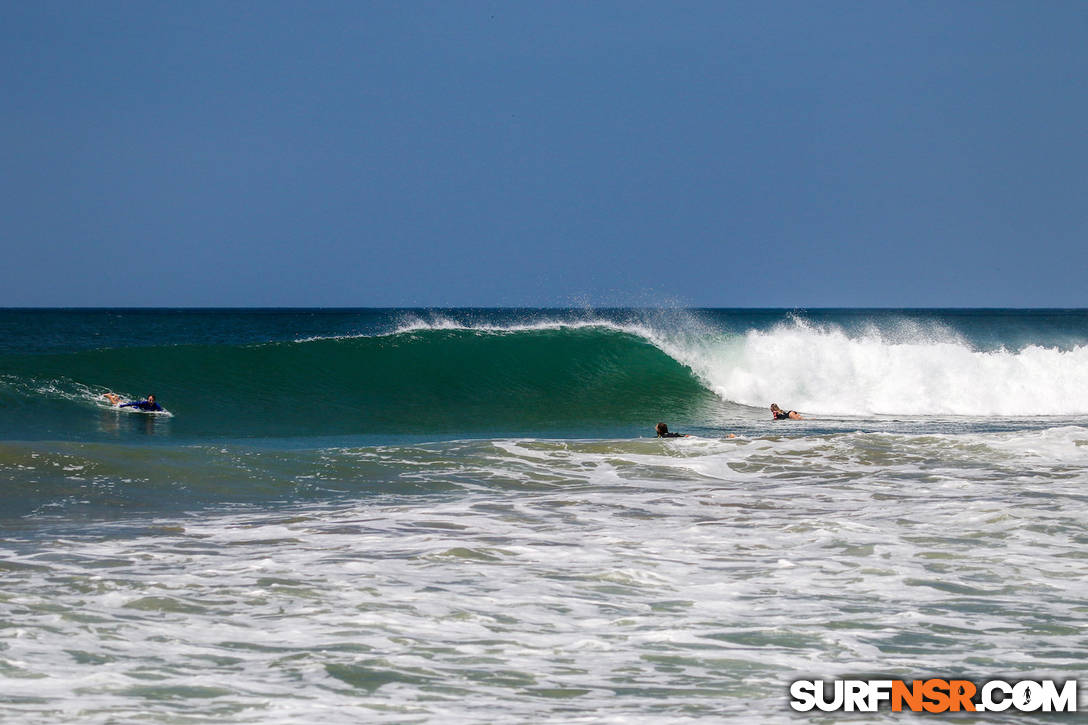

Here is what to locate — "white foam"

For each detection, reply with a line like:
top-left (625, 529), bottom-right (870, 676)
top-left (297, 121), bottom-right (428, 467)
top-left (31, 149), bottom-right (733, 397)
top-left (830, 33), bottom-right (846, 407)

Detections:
top-left (294, 313), bottom-right (1088, 417)
top-left (5, 431), bottom-right (1088, 722)
top-left (668, 319), bottom-right (1088, 416)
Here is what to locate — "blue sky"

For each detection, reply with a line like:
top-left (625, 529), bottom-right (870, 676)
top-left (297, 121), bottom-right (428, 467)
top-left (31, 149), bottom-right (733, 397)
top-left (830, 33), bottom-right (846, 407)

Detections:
top-left (3, 1), bottom-right (1086, 307)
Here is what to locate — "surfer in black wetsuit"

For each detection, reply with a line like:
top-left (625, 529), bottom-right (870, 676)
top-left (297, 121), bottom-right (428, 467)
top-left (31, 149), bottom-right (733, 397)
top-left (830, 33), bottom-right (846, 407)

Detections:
top-left (770, 403), bottom-right (802, 420)
top-left (104, 393), bottom-right (164, 412)
top-left (655, 422), bottom-right (736, 439)
top-left (655, 422), bottom-right (687, 438)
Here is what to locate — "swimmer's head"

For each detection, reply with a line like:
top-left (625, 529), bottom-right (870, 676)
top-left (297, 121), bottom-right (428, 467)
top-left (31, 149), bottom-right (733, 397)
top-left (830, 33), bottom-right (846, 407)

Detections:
top-left (655, 422), bottom-right (669, 436)
top-left (770, 403), bottom-right (781, 412)
top-left (147, 394), bottom-right (156, 403)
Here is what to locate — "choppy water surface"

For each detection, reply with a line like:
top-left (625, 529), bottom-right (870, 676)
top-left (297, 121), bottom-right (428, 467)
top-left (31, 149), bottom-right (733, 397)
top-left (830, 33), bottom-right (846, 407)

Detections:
top-left (2, 309), bottom-right (1088, 722)
top-left (4, 429), bottom-right (1088, 723)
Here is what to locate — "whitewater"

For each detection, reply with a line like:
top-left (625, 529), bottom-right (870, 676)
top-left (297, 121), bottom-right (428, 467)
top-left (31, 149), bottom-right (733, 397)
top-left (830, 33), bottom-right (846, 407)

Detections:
top-left (1, 308), bottom-right (1087, 722)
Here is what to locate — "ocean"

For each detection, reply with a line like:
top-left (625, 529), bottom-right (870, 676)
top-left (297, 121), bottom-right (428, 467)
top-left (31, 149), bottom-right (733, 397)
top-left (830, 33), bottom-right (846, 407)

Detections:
top-left (1, 308), bottom-right (1086, 722)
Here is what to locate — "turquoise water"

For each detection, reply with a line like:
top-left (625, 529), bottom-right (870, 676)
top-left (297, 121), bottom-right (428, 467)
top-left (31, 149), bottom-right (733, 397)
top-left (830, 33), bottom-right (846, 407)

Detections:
top-left (2, 309), bottom-right (1087, 722)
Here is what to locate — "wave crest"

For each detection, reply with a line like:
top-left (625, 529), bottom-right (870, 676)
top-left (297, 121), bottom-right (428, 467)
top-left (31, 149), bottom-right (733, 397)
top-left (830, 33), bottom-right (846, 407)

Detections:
top-left (676, 320), bottom-right (1088, 416)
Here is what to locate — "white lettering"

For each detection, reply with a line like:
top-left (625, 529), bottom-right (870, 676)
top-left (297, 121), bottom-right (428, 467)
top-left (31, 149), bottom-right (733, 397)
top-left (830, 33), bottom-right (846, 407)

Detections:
top-left (868, 680), bottom-right (894, 711)
top-left (982, 680), bottom-right (1012, 712)
top-left (1013, 681), bottom-right (1043, 712)
top-left (789, 680), bottom-right (817, 712)
top-left (816, 680), bottom-right (844, 712)
top-left (1041, 680), bottom-right (1077, 712)
top-left (844, 681), bottom-right (868, 712)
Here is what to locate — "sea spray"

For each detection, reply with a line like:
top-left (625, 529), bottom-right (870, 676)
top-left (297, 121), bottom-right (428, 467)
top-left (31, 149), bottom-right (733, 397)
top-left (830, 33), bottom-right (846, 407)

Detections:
top-left (677, 318), bottom-right (1088, 416)
top-left (2, 309), bottom-right (1088, 723)
top-left (3, 310), bottom-right (1088, 444)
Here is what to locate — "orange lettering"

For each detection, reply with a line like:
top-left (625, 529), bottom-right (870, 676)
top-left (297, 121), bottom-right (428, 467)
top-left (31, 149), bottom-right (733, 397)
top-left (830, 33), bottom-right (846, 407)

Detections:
top-left (922, 679), bottom-right (950, 713)
top-left (948, 680), bottom-right (976, 711)
top-left (892, 680), bottom-right (924, 712)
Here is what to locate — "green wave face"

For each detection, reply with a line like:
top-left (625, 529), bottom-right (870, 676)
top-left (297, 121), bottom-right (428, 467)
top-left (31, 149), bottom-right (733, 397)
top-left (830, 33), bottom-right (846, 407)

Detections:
top-left (0, 327), bottom-right (718, 440)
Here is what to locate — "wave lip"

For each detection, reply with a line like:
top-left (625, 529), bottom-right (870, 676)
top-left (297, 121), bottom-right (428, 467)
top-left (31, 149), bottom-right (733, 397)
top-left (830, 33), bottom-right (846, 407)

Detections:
top-left (3, 311), bottom-right (1087, 441)
top-left (293, 312), bottom-right (680, 342)
top-left (355, 313), bottom-right (1088, 417)
top-left (0, 323), bottom-right (718, 439)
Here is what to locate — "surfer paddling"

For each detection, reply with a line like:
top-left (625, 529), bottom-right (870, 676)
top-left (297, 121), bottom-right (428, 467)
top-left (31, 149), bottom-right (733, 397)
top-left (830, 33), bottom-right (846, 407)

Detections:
top-left (655, 422), bottom-right (688, 438)
top-left (770, 403), bottom-right (802, 421)
top-left (104, 393), bottom-right (164, 412)
top-left (655, 422), bottom-right (735, 439)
